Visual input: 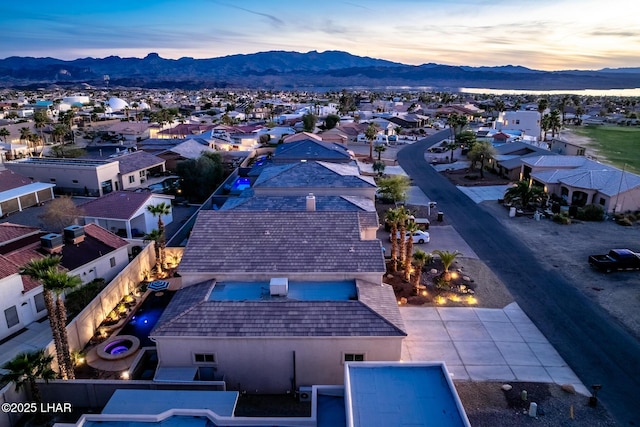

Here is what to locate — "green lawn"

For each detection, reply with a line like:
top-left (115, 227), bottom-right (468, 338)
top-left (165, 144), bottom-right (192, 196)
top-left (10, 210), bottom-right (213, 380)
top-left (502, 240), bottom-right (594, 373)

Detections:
top-left (572, 125), bottom-right (640, 174)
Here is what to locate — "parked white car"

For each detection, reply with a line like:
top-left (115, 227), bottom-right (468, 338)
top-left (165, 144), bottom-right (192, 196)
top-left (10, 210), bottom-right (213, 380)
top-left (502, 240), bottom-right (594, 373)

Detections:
top-left (390, 230), bottom-right (430, 244)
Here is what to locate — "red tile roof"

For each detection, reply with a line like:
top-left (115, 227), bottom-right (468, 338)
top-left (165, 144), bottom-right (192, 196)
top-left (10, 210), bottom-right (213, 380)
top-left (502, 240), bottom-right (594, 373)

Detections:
top-left (0, 223), bottom-right (40, 245)
top-left (79, 191), bottom-right (154, 220)
top-left (0, 170), bottom-right (33, 192)
top-left (84, 223), bottom-right (128, 249)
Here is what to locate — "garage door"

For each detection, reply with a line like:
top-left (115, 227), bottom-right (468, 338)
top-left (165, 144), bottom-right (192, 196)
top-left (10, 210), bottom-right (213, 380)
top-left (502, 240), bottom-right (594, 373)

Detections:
top-left (19, 193), bottom-right (38, 209)
top-left (37, 189), bottom-right (53, 203)
top-left (0, 198), bottom-right (20, 216)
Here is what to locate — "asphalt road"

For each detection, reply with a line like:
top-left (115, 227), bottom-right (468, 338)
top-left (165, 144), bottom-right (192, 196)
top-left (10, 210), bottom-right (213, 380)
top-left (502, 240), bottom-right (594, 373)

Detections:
top-left (398, 130), bottom-right (640, 425)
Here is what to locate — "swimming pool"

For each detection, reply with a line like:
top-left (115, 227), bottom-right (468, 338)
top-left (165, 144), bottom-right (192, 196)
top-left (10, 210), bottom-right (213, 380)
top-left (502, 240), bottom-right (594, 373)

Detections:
top-left (231, 177), bottom-right (251, 192)
top-left (117, 291), bottom-right (175, 346)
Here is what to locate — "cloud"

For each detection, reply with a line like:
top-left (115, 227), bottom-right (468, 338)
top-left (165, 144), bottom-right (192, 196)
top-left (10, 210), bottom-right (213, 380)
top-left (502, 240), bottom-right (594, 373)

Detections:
top-left (588, 29), bottom-right (640, 38)
top-left (216, 2), bottom-right (284, 27)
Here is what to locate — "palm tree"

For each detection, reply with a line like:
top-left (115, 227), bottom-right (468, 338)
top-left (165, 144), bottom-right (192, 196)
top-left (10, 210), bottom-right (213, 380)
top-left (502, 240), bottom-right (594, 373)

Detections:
top-left (411, 250), bottom-right (431, 290)
top-left (364, 123), bottom-right (378, 160)
top-left (549, 110), bottom-right (562, 138)
top-left (396, 207), bottom-right (410, 269)
top-left (1, 350), bottom-right (56, 410)
top-left (541, 114), bottom-right (551, 142)
top-left (404, 221), bottom-right (419, 281)
top-left (374, 144), bottom-right (386, 161)
top-left (34, 109), bottom-right (49, 148)
top-left (0, 127), bottom-right (10, 142)
top-left (19, 127), bottom-right (32, 144)
top-left (143, 229), bottom-right (163, 273)
top-left (44, 271), bottom-right (82, 380)
top-left (20, 256), bottom-right (69, 379)
top-left (385, 208), bottom-right (401, 272)
top-left (146, 202), bottom-right (171, 270)
top-left (433, 250), bottom-right (462, 281)
top-left (372, 160), bottom-right (386, 177)
top-left (503, 180), bottom-right (545, 209)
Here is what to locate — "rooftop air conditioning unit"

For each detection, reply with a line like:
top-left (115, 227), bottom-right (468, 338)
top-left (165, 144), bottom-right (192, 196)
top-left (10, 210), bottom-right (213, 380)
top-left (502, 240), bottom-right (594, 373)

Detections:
top-left (40, 233), bottom-right (64, 254)
top-left (63, 225), bottom-right (85, 244)
top-left (269, 277), bottom-right (288, 296)
top-left (298, 386), bottom-right (312, 402)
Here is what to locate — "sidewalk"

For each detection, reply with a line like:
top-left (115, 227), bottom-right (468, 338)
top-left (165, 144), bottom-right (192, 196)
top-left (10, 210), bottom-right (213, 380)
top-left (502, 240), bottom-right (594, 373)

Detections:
top-left (0, 319), bottom-right (53, 370)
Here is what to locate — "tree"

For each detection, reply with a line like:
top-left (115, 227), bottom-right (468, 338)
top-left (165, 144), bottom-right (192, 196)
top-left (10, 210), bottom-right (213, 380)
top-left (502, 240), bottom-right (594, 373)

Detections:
top-left (503, 180), bottom-right (545, 209)
top-left (19, 127), bottom-right (32, 145)
top-left (0, 127), bottom-right (10, 142)
top-left (146, 202), bottom-right (172, 270)
top-left (377, 175), bottom-right (410, 204)
top-left (33, 109), bottom-right (49, 148)
top-left (176, 152), bottom-right (224, 203)
top-left (404, 221), bottom-right (419, 280)
top-left (324, 114), bottom-right (340, 130)
top-left (396, 207), bottom-right (410, 269)
top-left (549, 110), bottom-right (562, 138)
top-left (39, 196), bottom-right (84, 231)
top-left (20, 256), bottom-right (69, 379)
top-left (1, 350), bottom-right (56, 412)
top-left (44, 270), bottom-right (81, 380)
top-left (537, 98), bottom-right (549, 116)
top-left (385, 208), bottom-right (401, 272)
top-left (374, 144), bottom-right (386, 161)
top-left (364, 123), bottom-right (378, 160)
top-left (302, 112), bottom-right (317, 132)
top-left (143, 229), bottom-right (163, 273)
top-left (541, 114), bottom-right (551, 142)
top-left (372, 160), bottom-right (386, 177)
top-left (412, 250), bottom-right (431, 290)
top-left (467, 141), bottom-right (495, 178)
top-left (559, 96), bottom-right (570, 124)
top-left (433, 250), bottom-right (462, 281)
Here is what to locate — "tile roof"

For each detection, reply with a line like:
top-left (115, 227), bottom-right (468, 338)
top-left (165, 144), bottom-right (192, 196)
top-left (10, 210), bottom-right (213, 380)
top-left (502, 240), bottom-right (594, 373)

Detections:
top-left (83, 223), bottom-right (129, 249)
top-left (357, 280), bottom-right (406, 333)
top-left (533, 167), bottom-right (640, 196)
top-left (0, 254), bottom-right (21, 280)
top-left (0, 223), bottom-right (40, 245)
top-left (273, 139), bottom-right (351, 161)
top-left (253, 161), bottom-right (375, 189)
top-left (521, 155), bottom-right (590, 168)
top-left (152, 293), bottom-right (406, 338)
top-left (220, 194), bottom-right (375, 212)
top-left (179, 211), bottom-right (385, 274)
top-left (0, 170), bottom-right (33, 192)
top-left (167, 139), bottom-right (214, 159)
top-left (80, 191), bottom-right (154, 220)
top-left (112, 151), bottom-right (165, 175)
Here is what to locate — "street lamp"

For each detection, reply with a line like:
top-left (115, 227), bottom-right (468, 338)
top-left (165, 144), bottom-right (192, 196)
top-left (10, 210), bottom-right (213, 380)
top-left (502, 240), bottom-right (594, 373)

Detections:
top-left (480, 154), bottom-right (485, 179)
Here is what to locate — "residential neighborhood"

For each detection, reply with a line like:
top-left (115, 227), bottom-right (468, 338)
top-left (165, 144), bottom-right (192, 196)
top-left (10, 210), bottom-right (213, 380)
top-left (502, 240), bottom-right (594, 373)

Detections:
top-left (0, 85), bottom-right (639, 427)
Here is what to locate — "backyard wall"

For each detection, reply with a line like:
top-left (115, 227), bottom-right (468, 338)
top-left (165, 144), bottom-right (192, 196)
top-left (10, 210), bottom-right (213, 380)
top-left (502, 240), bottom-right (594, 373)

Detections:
top-left (0, 382), bottom-right (29, 427)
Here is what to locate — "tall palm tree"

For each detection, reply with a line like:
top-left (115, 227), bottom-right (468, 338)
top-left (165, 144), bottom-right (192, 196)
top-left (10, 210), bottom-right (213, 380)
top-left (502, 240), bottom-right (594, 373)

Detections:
top-left (19, 127), bottom-right (32, 144)
top-left (396, 207), bottom-right (410, 269)
top-left (44, 271), bottom-right (82, 380)
top-left (1, 350), bottom-right (56, 411)
top-left (20, 256), bottom-right (69, 379)
top-left (541, 114), bottom-right (551, 142)
top-left (433, 250), bottom-right (462, 281)
top-left (412, 250), bottom-right (431, 290)
top-left (143, 229), bottom-right (163, 273)
top-left (549, 110), bottom-right (562, 138)
top-left (364, 123), bottom-right (378, 160)
top-left (146, 202), bottom-right (171, 270)
top-left (384, 208), bottom-right (401, 272)
top-left (404, 221), bottom-right (419, 281)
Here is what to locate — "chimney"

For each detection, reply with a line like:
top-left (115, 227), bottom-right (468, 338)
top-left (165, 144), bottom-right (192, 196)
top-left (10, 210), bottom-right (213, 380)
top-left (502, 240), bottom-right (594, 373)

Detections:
top-left (306, 193), bottom-right (316, 212)
top-left (64, 225), bottom-right (85, 244)
top-left (40, 233), bottom-right (64, 254)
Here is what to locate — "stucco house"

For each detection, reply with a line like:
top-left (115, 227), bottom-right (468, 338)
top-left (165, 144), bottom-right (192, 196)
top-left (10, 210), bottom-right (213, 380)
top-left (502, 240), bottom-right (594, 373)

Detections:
top-left (272, 139), bottom-right (354, 164)
top-left (549, 138), bottom-right (587, 156)
top-left (494, 111), bottom-right (541, 141)
top-left (115, 150), bottom-right (166, 190)
top-left (522, 155), bottom-right (640, 212)
top-left (80, 191), bottom-right (173, 238)
top-left (151, 210), bottom-right (405, 392)
top-left (0, 223), bottom-right (129, 342)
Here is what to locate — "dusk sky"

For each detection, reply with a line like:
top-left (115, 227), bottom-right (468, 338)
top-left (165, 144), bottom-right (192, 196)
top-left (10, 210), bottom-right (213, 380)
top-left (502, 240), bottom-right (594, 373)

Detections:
top-left (2, 0), bottom-right (638, 71)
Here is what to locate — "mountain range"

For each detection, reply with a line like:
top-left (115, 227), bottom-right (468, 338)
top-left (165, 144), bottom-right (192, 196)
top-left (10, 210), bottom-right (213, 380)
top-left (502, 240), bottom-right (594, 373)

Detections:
top-left (1, 50), bottom-right (639, 91)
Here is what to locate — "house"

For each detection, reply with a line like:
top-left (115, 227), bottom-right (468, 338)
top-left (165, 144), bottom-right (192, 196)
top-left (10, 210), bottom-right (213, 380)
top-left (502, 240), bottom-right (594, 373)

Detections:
top-left (252, 161), bottom-right (377, 199)
top-left (150, 210), bottom-right (404, 392)
top-left (490, 142), bottom-right (552, 180)
top-left (0, 223), bottom-right (129, 342)
top-left (550, 138), bottom-right (586, 156)
top-left (0, 170), bottom-right (55, 217)
top-left (156, 123), bottom-right (214, 139)
top-left (101, 121), bottom-right (152, 142)
top-left (155, 138), bottom-right (216, 171)
top-left (114, 150), bottom-right (166, 190)
top-left (272, 139), bottom-right (353, 164)
top-left (522, 155), bottom-right (640, 212)
top-left (281, 132), bottom-right (322, 143)
top-left (319, 127), bottom-right (350, 144)
top-left (494, 111), bottom-right (541, 141)
top-left (80, 191), bottom-right (173, 238)
top-left (220, 192), bottom-right (376, 212)
top-left (4, 157), bottom-right (121, 196)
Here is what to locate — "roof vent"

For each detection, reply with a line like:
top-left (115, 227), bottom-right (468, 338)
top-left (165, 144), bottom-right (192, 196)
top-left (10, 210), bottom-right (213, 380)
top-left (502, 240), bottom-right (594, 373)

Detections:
top-left (306, 193), bottom-right (316, 211)
top-left (64, 225), bottom-right (85, 244)
top-left (269, 277), bottom-right (288, 296)
top-left (40, 233), bottom-right (64, 254)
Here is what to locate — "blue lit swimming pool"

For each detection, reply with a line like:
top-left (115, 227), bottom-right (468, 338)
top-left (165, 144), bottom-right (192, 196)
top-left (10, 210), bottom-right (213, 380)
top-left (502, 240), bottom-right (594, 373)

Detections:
top-left (231, 177), bottom-right (251, 192)
top-left (118, 291), bottom-right (174, 346)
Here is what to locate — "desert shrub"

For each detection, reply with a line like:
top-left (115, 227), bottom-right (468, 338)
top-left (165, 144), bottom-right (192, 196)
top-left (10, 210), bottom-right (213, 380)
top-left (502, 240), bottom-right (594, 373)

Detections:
top-left (464, 174), bottom-right (479, 180)
top-left (407, 295), bottom-right (431, 305)
top-left (577, 204), bottom-right (605, 221)
top-left (616, 217), bottom-right (634, 226)
top-left (552, 213), bottom-right (571, 224)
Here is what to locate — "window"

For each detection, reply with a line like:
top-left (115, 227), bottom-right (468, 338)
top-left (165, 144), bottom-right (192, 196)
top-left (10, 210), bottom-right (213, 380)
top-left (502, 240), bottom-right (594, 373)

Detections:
top-left (194, 353), bottom-right (216, 363)
top-left (128, 175), bottom-right (135, 184)
top-left (514, 119), bottom-right (520, 125)
top-left (34, 293), bottom-right (46, 313)
top-left (4, 306), bottom-right (19, 329)
top-left (344, 353), bottom-right (365, 362)
top-left (50, 178), bottom-right (56, 182)
top-left (599, 198), bottom-right (606, 206)
top-left (139, 170), bottom-right (147, 178)
top-left (577, 148), bottom-right (585, 156)
top-left (110, 257), bottom-right (116, 267)
top-left (72, 179), bottom-right (79, 184)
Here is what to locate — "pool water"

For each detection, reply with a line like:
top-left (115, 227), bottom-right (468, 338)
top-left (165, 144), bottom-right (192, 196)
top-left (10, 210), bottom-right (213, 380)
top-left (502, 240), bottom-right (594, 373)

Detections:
top-left (231, 177), bottom-right (251, 192)
top-left (118, 291), bottom-right (175, 346)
